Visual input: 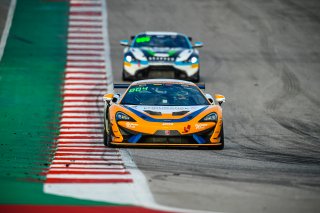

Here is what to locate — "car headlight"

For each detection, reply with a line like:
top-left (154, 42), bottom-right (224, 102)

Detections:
top-left (125, 55), bottom-right (133, 62)
top-left (116, 112), bottom-right (136, 122)
top-left (199, 113), bottom-right (217, 122)
top-left (190, 56), bottom-right (198, 63)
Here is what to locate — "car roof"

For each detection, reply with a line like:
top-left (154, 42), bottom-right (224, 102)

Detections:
top-left (130, 79), bottom-right (196, 86)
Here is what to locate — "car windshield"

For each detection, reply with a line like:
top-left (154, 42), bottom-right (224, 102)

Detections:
top-left (120, 83), bottom-right (209, 106)
top-left (132, 34), bottom-right (191, 48)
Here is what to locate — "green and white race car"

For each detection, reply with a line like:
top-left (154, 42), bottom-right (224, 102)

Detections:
top-left (120, 31), bottom-right (203, 82)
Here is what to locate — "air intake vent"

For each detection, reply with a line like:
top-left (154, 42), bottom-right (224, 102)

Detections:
top-left (144, 110), bottom-right (162, 116)
top-left (172, 111), bottom-right (189, 116)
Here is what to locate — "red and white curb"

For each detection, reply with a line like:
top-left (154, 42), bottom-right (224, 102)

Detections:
top-left (43, 0), bottom-right (160, 207)
top-left (43, 1), bottom-right (212, 213)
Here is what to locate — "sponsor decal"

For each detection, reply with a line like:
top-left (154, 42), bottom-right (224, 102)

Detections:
top-left (126, 122), bottom-right (138, 129)
top-left (195, 123), bottom-right (208, 130)
top-left (165, 130), bottom-right (171, 135)
top-left (162, 123), bottom-right (173, 126)
top-left (183, 124), bottom-right (191, 133)
top-left (139, 106), bottom-right (199, 111)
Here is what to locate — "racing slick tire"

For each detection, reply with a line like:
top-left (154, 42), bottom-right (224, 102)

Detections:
top-left (103, 118), bottom-right (114, 147)
top-left (190, 70), bottom-right (200, 82)
top-left (193, 71), bottom-right (200, 83)
top-left (103, 129), bottom-right (114, 147)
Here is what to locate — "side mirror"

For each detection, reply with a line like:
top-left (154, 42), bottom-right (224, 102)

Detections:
top-left (130, 35), bottom-right (135, 40)
top-left (193, 41), bottom-right (203, 48)
top-left (214, 94), bottom-right (225, 106)
top-left (113, 94), bottom-right (120, 103)
top-left (188, 36), bottom-right (193, 42)
top-left (120, 40), bottom-right (129, 46)
top-left (103, 93), bottom-right (114, 104)
top-left (205, 94), bottom-right (214, 104)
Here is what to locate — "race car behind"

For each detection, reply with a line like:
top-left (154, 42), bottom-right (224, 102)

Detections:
top-left (120, 32), bottom-right (203, 82)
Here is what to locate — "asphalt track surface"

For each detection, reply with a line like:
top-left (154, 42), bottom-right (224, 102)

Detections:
top-left (107, 0), bottom-right (320, 212)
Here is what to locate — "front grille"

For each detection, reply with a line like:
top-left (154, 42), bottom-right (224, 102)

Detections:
top-left (148, 57), bottom-right (175, 62)
top-left (155, 130), bottom-right (180, 136)
top-left (148, 65), bottom-right (176, 71)
top-left (139, 136), bottom-right (196, 144)
top-left (148, 70), bottom-right (175, 78)
top-left (119, 125), bottom-right (215, 144)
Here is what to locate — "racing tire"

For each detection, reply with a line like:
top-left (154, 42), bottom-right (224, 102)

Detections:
top-left (122, 69), bottom-right (131, 81)
top-left (194, 72), bottom-right (200, 83)
top-left (191, 70), bottom-right (200, 82)
top-left (103, 129), bottom-right (114, 147)
top-left (103, 117), bottom-right (114, 147)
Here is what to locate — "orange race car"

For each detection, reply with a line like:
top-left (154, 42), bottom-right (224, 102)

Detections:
top-left (103, 79), bottom-right (226, 149)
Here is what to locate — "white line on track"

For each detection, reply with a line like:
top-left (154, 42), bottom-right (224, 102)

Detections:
top-left (69, 21), bottom-right (102, 26)
top-left (65, 67), bottom-right (106, 72)
top-left (0, 0), bottom-right (16, 61)
top-left (62, 103), bottom-right (103, 107)
top-left (67, 50), bottom-right (103, 54)
top-left (67, 55), bottom-right (104, 60)
top-left (52, 160), bottom-right (122, 164)
top-left (66, 63), bottom-right (105, 67)
top-left (58, 141), bottom-right (104, 144)
top-left (65, 73), bottom-right (106, 78)
top-left (70, 7), bottom-right (102, 12)
top-left (54, 155), bottom-right (119, 159)
top-left (57, 138), bottom-right (105, 142)
top-left (63, 80), bottom-right (107, 85)
top-left (55, 152), bottom-right (113, 155)
top-left (61, 113), bottom-right (102, 117)
top-left (61, 118), bottom-right (102, 122)
top-left (63, 96), bottom-right (104, 102)
top-left (63, 85), bottom-right (106, 89)
top-left (47, 174), bottom-right (131, 179)
top-left (68, 44), bottom-right (104, 49)
top-left (68, 28), bottom-right (102, 33)
top-left (61, 107), bottom-right (103, 111)
top-left (69, 16), bottom-right (102, 21)
top-left (50, 164), bottom-right (124, 169)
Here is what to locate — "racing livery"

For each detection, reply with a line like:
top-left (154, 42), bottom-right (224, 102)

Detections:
top-left (120, 32), bottom-right (203, 82)
top-left (103, 79), bottom-right (226, 149)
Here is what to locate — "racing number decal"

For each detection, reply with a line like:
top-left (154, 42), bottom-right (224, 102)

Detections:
top-left (136, 36), bottom-right (151, 43)
top-left (128, 87), bottom-right (148, 93)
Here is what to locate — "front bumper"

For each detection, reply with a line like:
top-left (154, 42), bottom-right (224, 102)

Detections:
top-left (109, 120), bottom-right (223, 146)
top-left (109, 142), bottom-right (223, 147)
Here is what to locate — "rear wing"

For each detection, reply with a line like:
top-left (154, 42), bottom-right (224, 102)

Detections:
top-left (114, 83), bottom-right (206, 90)
top-left (114, 84), bottom-right (130, 89)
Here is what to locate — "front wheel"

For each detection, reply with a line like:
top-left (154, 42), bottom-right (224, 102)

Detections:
top-left (122, 69), bottom-right (130, 81)
top-left (103, 119), bottom-right (114, 147)
top-left (194, 71), bottom-right (200, 82)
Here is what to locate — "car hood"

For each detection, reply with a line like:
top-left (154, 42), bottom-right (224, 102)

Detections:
top-left (124, 105), bottom-right (208, 118)
top-left (130, 47), bottom-right (194, 61)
